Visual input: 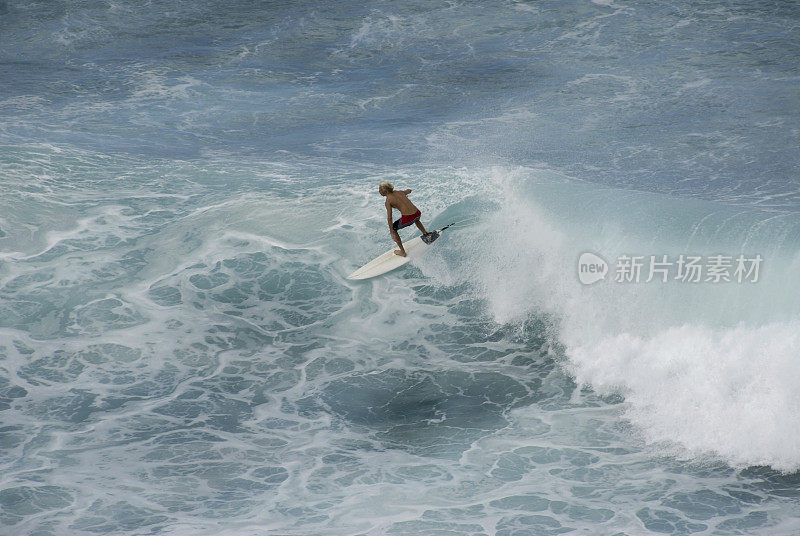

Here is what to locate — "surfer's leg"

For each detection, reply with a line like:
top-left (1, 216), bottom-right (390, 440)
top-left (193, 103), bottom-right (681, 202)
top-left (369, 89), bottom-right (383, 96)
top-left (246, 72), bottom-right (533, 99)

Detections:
top-left (414, 220), bottom-right (427, 234)
top-left (391, 230), bottom-right (406, 256)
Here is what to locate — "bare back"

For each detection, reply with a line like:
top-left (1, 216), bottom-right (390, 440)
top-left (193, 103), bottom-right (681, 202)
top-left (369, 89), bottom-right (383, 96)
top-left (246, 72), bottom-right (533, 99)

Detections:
top-left (385, 191), bottom-right (419, 215)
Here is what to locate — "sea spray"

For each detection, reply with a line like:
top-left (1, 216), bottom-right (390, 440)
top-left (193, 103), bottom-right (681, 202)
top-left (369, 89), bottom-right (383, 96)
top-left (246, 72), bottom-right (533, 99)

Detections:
top-left (446, 168), bottom-right (800, 471)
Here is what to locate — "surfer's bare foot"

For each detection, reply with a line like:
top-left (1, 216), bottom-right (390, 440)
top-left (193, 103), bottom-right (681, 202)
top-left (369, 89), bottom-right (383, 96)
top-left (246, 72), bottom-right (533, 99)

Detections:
top-left (394, 249), bottom-right (406, 257)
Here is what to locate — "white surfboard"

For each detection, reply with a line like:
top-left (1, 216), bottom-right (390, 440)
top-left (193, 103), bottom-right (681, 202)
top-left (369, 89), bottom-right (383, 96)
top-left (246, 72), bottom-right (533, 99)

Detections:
top-left (346, 229), bottom-right (443, 280)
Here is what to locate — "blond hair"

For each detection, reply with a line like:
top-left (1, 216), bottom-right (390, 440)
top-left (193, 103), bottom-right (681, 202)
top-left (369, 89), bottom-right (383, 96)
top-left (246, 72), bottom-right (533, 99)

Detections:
top-left (379, 181), bottom-right (394, 193)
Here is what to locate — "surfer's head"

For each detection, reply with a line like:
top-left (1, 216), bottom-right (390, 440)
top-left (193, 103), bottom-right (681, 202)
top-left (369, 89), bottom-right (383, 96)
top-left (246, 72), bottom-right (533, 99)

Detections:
top-left (378, 181), bottom-right (393, 196)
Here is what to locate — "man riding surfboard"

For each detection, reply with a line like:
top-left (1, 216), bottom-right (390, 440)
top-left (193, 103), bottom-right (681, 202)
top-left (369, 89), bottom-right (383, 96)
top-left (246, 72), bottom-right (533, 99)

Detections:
top-left (379, 181), bottom-right (428, 257)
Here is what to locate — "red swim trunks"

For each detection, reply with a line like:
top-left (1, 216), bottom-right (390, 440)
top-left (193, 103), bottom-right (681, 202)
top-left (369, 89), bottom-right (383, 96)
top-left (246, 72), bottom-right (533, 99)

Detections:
top-left (392, 209), bottom-right (421, 231)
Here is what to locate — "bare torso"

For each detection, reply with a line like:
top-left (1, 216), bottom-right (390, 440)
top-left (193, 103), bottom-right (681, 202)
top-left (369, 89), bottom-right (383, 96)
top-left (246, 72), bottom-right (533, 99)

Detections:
top-left (385, 191), bottom-right (419, 215)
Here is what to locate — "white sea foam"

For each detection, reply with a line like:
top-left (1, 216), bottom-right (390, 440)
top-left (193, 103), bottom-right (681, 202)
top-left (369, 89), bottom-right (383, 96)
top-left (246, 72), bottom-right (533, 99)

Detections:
top-left (444, 167), bottom-right (800, 472)
top-left (569, 322), bottom-right (800, 471)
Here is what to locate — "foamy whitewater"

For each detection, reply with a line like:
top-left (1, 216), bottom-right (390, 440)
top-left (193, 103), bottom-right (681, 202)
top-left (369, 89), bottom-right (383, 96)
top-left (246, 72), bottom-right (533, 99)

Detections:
top-left (1, 1), bottom-right (800, 535)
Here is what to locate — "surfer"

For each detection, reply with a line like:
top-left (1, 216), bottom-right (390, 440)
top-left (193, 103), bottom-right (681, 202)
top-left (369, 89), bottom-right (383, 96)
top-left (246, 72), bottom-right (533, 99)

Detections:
top-left (379, 181), bottom-right (428, 257)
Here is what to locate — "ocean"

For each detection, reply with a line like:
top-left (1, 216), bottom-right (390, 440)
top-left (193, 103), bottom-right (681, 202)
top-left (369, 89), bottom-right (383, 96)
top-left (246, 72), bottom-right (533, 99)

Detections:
top-left (1, 1), bottom-right (800, 534)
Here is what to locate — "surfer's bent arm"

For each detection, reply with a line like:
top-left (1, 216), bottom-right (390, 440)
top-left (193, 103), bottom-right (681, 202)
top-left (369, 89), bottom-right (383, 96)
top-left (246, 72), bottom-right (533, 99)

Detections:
top-left (402, 189), bottom-right (411, 194)
top-left (386, 201), bottom-right (394, 229)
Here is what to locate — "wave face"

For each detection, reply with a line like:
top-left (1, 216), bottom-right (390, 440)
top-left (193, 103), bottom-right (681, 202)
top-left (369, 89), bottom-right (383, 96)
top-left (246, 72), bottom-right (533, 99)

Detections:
top-left (2, 1), bottom-right (800, 535)
top-left (441, 170), bottom-right (800, 471)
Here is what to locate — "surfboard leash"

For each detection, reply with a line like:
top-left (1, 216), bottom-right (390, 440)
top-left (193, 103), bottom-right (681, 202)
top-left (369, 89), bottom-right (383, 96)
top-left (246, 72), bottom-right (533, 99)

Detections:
top-left (440, 216), bottom-right (480, 231)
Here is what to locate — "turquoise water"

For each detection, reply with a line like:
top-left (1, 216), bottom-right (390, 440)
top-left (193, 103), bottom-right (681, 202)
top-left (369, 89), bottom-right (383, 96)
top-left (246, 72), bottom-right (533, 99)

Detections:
top-left (1, 1), bottom-right (800, 534)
